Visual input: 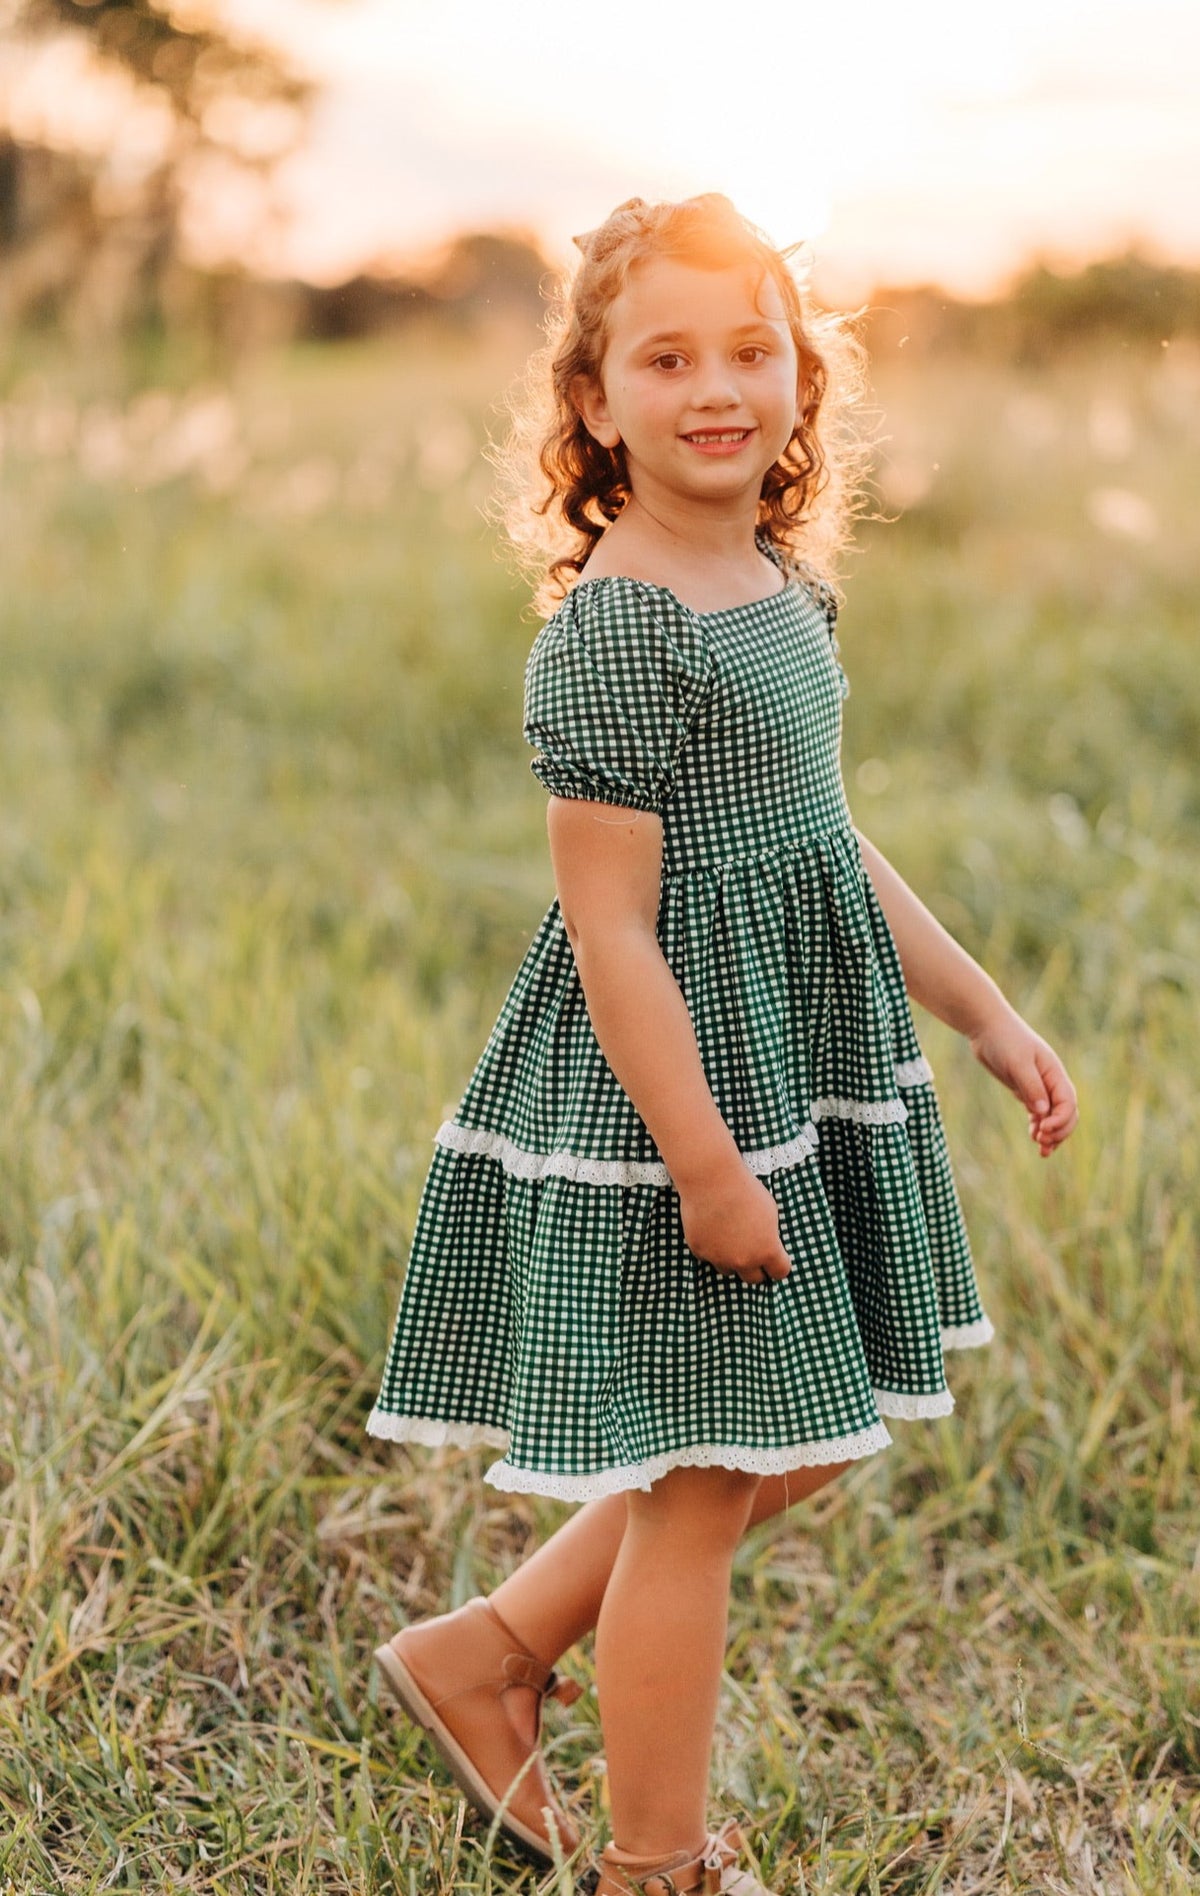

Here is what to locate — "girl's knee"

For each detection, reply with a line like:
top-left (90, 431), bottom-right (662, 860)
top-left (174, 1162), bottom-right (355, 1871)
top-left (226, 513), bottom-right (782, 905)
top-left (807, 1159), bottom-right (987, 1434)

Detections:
top-left (627, 1462), bottom-right (760, 1539)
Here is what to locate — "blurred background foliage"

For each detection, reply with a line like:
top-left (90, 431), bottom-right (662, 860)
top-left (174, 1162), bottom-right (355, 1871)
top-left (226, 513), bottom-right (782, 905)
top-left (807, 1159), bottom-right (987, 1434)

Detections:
top-left (2, 0), bottom-right (312, 342)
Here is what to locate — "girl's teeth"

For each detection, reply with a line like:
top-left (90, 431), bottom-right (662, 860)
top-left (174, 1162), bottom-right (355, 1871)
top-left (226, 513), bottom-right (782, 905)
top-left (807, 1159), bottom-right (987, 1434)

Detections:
top-left (689, 431), bottom-right (746, 443)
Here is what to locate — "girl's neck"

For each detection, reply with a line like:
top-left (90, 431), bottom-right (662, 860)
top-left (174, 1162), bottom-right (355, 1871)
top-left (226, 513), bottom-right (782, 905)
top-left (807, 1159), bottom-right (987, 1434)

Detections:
top-left (582, 493), bottom-right (777, 613)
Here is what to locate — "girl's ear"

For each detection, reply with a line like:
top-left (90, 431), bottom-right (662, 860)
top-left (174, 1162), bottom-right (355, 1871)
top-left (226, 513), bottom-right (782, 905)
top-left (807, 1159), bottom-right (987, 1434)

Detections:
top-left (571, 374), bottom-right (621, 450)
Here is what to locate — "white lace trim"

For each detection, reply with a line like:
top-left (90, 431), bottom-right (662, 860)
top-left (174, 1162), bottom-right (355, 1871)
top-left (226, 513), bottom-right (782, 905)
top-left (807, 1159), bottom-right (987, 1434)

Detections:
top-left (812, 1095), bottom-right (908, 1127)
top-left (941, 1316), bottom-right (995, 1350)
top-left (895, 1057), bottom-right (934, 1088)
top-left (743, 1123), bottom-right (820, 1173)
top-left (365, 1410), bottom-right (509, 1449)
top-left (433, 1121), bottom-right (673, 1186)
top-left (369, 1373), bottom-right (983, 1499)
top-left (873, 1386), bottom-right (955, 1420)
top-left (481, 1424), bottom-right (894, 1501)
top-left (433, 1118), bottom-right (822, 1185)
top-left (434, 1057), bottom-right (935, 1187)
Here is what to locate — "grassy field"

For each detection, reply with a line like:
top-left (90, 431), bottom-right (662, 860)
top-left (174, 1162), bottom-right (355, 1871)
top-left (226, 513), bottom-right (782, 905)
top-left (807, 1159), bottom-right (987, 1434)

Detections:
top-left (0, 319), bottom-right (1197, 1893)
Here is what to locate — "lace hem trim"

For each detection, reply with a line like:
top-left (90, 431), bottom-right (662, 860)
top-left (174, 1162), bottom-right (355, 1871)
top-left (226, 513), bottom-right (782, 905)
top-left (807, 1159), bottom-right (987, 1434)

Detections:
top-left (433, 1057), bottom-right (936, 1187)
top-left (434, 1121), bottom-right (671, 1186)
top-left (433, 1118), bottom-right (822, 1186)
top-left (481, 1424), bottom-right (894, 1500)
top-left (941, 1316), bottom-right (995, 1349)
top-left (366, 1396), bottom-right (993, 1499)
top-left (895, 1056), bottom-right (934, 1088)
top-left (366, 1410), bottom-right (511, 1449)
top-left (735, 1123), bottom-right (820, 1175)
top-left (812, 1095), bottom-right (907, 1127)
top-left (873, 1386), bottom-right (956, 1420)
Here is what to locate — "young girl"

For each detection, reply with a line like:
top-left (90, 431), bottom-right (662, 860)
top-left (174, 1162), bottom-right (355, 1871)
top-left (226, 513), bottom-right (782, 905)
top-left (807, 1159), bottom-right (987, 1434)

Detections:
top-left (367, 194), bottom-right (1078, 1895)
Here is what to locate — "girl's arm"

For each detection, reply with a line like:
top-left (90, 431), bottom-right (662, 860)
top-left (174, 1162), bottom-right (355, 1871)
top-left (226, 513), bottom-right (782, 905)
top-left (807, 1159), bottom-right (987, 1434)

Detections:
top-left (545, 796), bottom-right (793, 1285)
top-left (854, 828), bottom-right (1078, 1155)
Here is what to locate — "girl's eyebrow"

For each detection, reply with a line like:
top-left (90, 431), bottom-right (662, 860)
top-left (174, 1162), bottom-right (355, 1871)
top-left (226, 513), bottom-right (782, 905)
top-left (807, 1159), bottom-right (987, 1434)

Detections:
top-left (635, 322), bottom-right (779, 348)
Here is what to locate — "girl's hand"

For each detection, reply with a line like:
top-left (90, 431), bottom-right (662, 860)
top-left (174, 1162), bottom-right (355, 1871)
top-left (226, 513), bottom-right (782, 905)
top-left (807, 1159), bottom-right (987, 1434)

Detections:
top-left (676, 1160), bottom-right (793, 1287)
top-left (968, 1005), bottom-right (1079, 1156)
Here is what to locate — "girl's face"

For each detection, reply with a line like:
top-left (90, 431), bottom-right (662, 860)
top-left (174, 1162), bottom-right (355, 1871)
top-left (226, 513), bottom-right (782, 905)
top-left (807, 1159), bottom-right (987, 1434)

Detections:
top-left (575, 256), bottom-right (803, 512)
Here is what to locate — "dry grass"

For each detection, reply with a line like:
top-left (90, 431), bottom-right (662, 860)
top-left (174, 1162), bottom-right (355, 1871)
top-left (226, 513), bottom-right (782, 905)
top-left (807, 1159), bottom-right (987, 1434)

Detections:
top-left (0, 325), bottom-right (1197, 1892)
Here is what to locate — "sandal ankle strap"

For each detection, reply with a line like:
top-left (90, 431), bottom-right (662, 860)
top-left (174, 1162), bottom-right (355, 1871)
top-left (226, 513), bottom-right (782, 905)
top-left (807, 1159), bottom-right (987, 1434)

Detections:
top-left (477, 1597), bottom-right (584, 1706)
top-left (580, 1862), bottom-right (716, 1895)
top-left (498, 1649), bottom-right (583, 1704)
top-left (586, 1818), bottom-right (746, 1895)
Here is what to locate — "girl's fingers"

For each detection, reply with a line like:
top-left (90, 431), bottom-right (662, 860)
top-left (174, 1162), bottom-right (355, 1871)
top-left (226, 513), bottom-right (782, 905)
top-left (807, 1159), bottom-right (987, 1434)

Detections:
top-left (737, 1253), bottom-right (792, 1284)
top-left (1020, 1044), bottom-right (1078, 1155)
top-left (1038, 1054), bottom-right (1078, 1121)
top-left (1031, 1099), bottom-right (1078, 1151)
top-left (724, 1250), bottom-right (793, 1285)
top-left (706, 1252), bottom-right (792, 1284)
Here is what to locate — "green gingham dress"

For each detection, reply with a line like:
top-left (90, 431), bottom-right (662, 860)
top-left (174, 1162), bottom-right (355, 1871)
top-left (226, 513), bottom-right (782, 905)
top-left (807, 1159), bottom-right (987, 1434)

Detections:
top-left (368, 546), bottom-right (992, 1499)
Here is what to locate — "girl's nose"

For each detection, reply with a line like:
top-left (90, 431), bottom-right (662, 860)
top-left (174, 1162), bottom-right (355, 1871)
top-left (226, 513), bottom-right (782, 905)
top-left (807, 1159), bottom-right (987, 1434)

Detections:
top-left (692, 359), bottom-right (741, 408)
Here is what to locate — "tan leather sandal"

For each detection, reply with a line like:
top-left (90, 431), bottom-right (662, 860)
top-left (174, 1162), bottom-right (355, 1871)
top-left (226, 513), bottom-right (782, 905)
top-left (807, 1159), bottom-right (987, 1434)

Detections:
top-left (578, 1815), bottom-right (776, 1895)
top-left (374, 1593), bottom-right (582, 1864)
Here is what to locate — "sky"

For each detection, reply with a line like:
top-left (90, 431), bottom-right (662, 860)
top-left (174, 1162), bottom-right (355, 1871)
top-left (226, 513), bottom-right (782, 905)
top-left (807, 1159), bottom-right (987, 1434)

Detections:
top-left (8, 0), bottom-right (1200, 295)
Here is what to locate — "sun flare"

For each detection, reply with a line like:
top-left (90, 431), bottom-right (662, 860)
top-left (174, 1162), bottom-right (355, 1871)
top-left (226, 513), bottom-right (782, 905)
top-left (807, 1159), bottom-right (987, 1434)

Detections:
top-left (14, 0), bottom-right (1200, 293)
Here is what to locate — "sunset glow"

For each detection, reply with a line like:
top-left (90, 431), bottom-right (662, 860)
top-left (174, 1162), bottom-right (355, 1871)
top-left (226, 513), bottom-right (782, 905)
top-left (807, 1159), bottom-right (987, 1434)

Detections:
top-left (11, 0), bottom-right (1200, 295)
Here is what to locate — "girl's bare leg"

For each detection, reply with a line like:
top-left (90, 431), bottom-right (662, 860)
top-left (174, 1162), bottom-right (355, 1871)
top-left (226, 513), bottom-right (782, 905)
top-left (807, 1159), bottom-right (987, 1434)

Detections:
top-left (599, 1464), bottom-right (761, 1854)
top-left (489, 1461), bottom-right (847, 1663)
top-left (487, 1461), bottom-right (847, 1751)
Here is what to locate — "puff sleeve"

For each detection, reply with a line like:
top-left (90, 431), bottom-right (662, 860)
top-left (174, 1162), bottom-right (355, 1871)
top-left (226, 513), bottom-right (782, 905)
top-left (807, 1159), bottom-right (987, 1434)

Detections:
top-left (523, 580), bottom-right (714, 815)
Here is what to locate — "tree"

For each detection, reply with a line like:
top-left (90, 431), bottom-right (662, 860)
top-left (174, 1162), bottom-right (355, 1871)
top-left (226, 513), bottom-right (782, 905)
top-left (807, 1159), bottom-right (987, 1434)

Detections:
top-left (0, 0), bottom-right (315, 336)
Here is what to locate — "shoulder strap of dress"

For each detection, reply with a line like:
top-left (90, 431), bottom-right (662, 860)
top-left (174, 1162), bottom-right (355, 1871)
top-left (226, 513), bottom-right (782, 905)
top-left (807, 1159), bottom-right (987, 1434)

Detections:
top-left (755, 533), bottom-right (840, 632)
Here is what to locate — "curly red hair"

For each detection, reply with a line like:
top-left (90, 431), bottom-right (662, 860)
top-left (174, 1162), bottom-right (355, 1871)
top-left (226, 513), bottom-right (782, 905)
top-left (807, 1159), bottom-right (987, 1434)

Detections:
top-left (491, 193), bottom-right (871, 615)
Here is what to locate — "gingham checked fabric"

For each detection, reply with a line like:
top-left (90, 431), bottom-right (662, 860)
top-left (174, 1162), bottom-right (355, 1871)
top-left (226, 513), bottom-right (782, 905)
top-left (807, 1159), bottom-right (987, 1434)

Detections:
top-left (368, 544), bottom-right (992, 1499)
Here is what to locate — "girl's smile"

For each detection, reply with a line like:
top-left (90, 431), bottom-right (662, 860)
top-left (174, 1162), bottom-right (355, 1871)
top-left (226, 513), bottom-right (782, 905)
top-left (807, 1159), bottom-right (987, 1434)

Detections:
top-left (680, 427), bottom-right (757, 455)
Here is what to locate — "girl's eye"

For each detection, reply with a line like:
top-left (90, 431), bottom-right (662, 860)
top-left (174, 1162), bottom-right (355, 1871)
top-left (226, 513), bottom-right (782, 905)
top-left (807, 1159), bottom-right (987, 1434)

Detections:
top-left (736, 346), bottom-right (768, 364)
top-left (653, 353), bottom-right (685, 371)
